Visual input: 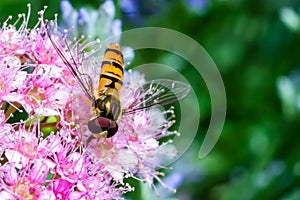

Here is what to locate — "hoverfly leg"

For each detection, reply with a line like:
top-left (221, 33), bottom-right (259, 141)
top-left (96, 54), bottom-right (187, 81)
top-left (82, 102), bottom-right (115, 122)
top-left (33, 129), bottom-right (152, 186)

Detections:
top-left (85, 130), bottom-right (109, 146)
top-left (85, 134), bottom-right (97, 146)
top-left (70, 95), bottom-right (94, 145)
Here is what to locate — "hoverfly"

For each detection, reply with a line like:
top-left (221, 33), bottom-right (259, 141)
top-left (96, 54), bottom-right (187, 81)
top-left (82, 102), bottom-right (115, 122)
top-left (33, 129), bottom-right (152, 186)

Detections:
top-left (46, 21), bottom-right (191, 141)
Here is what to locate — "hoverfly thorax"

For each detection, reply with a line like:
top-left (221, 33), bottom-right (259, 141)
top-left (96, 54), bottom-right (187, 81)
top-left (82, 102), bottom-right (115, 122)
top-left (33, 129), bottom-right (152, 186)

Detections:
top-left (94, 92), bottom-right (122, 122)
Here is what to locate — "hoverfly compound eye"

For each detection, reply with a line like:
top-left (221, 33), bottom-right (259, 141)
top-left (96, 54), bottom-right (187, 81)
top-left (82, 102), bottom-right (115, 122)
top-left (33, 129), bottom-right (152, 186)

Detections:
top-left (88, 117), bottom-right (118, 137)
top-left (106, 120), bottom-right (118, 138)
top-left (87, 118), bottom-right (103, 134)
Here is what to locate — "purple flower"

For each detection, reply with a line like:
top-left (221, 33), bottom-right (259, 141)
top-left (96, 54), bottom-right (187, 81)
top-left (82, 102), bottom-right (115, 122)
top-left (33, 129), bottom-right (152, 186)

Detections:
top-left (60, 0), bottom-right (120, 42)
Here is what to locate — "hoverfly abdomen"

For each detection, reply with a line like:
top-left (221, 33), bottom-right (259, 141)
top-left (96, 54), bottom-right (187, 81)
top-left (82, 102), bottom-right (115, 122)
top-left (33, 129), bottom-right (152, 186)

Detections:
top-left (88, 117), bottom-right (118, 138)
top-left (98, 44), bottom-right (124, 96)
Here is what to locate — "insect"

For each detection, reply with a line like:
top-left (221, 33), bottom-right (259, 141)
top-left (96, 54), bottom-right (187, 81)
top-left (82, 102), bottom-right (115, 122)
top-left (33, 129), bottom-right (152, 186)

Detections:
top-left (46, 21), bottom-right (191, 141)
top-left (87, 43), bottom-right (124, 138)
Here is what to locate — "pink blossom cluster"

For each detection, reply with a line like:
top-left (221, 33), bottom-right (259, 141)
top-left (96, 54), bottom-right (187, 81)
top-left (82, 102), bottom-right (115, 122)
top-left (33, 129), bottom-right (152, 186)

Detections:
top-left (0, 4), bottom-right (178, 199)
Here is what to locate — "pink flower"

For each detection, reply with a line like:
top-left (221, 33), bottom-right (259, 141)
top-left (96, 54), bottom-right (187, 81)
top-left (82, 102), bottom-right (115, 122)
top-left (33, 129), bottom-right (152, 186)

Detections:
top-left (0, 159), bottom-right (54, 200)
top-left (0, 2), bottom-right (185, 199)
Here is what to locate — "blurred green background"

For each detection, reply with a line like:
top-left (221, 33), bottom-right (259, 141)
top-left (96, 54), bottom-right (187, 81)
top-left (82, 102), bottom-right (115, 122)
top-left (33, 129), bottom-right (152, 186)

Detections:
top-left (2, 0), bottom-right (300, 199)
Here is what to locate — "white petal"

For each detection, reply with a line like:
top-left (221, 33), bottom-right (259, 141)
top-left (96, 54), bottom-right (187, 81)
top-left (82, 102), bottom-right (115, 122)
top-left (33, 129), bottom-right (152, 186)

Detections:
top-left (5, 149), bottom-right (27, 169)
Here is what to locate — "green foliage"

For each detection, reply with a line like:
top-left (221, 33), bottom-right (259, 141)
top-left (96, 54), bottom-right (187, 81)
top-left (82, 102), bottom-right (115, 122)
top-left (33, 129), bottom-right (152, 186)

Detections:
top-left (124, 0), bottom-right (300, 199)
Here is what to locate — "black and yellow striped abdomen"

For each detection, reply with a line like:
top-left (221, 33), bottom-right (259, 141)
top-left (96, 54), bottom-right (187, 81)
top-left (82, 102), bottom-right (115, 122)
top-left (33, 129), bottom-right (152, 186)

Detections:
top-left (98, 44), bottom-right (124, 95)
top-left (95, 44), bottom-right (124, 122)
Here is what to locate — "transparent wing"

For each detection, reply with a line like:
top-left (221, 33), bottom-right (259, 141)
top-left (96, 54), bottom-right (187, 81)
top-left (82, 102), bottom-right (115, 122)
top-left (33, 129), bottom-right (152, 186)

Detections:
top-left (46, 21), bottom-right (95, 101)
top-left (123, 79), bottom-right (191, 114)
